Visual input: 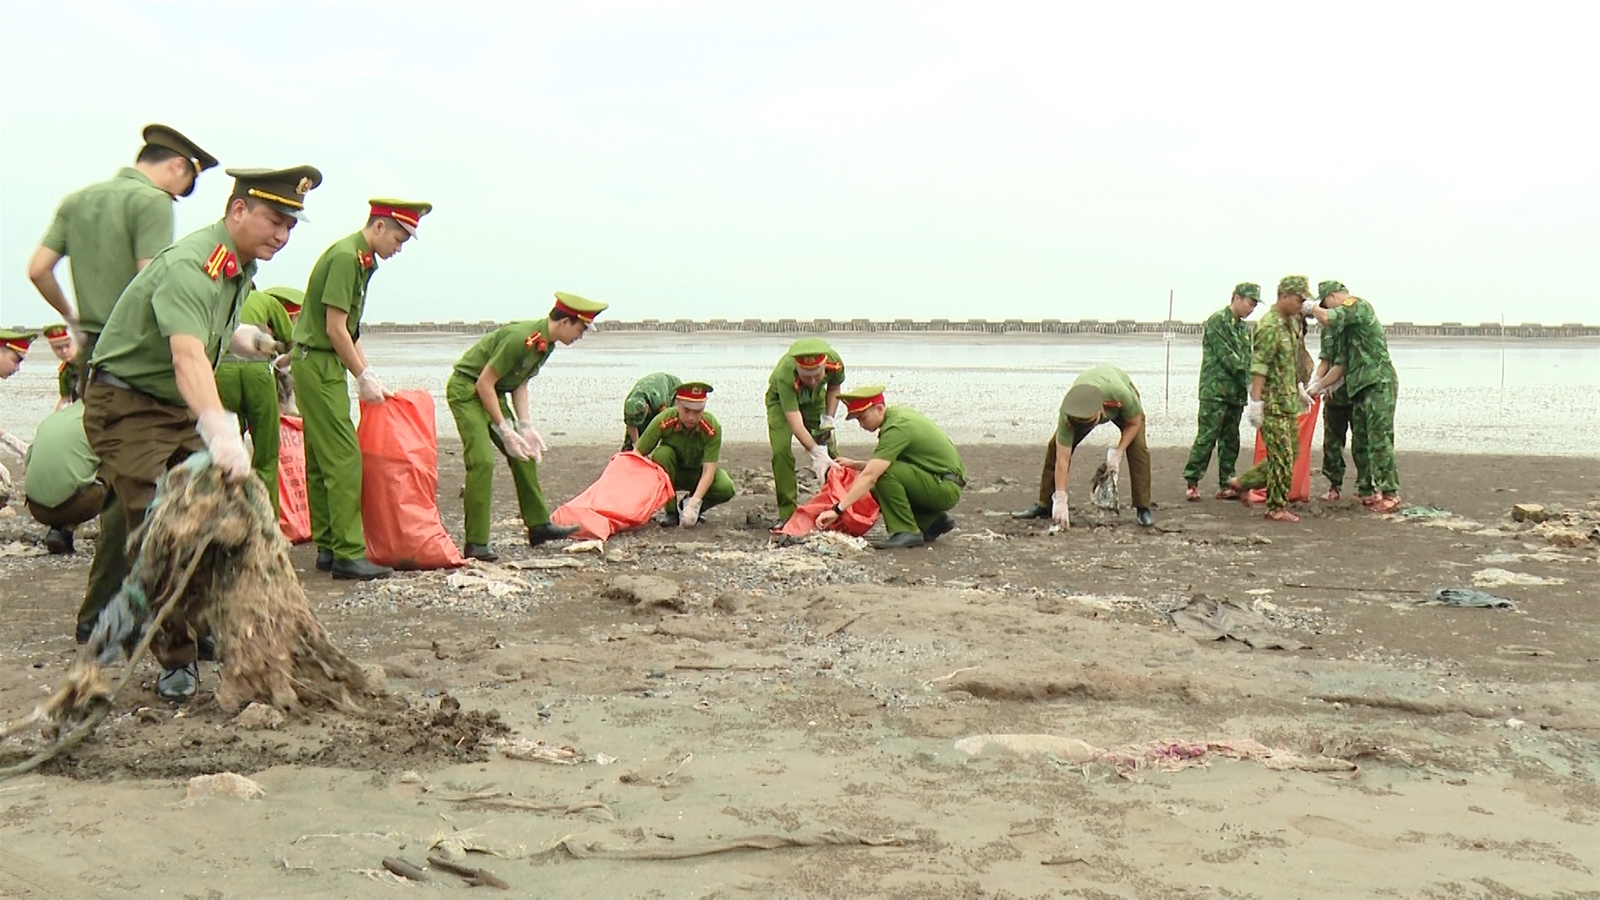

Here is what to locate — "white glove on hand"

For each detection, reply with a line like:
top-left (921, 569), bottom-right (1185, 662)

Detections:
top-left (808, 444), bottom-right (834, 483)
top-left (1298, 385), bottom-right (1315, 411)
top-left (680, 496), bottom-right (702, 527)
top-left (1301, 299), bottom-right (1319, 317)
top-left (229, 325), bottom-right (281, 360)
top-left (1305, 376), bottom-right (1324, 397)
top-left (516, 420), bottom-right (547, 463)
top-left (818, 414), bottom-right (836, 432)
top-left (1051, 490), bottom-right (1071, 526)
top-left (196, 409), bottom-right (251, 481)
top-left (495, 420), bottom-right (533, 460)
top-left (0, 432), bottom-right (28, 460)
top-left (356, 368), bottom-right (388, 404)
top-left (1245, 399), bottom-right (1264, 429)
top-left (1105, 447), bottom-right (1123, 475)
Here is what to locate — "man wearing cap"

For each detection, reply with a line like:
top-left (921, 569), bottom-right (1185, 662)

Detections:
top-left (41, 325), bottom-right (82, 409)
top-left (24, 403), bottom-right (104, 556)
top-left (292, 199), bottom-right (430, 580)
top-left (634, 382), bottom-right (736, 527)
top-left (1014, 364), bottom-right (1155, 528)
top-left (215, 287), bottom-right (302, 515)
top-left (27, 125), bottom-right (218, 399)
top-left (765, 338), bottom-right (845, 527)
top-left (82, 165), bottom-right (318, 699)
top-left (1182, 284), bottom-right (1258, 501)
top-left (446, 292), bottom-right (606, 561)
top-left (815, 384), bottom-right (964, 549)
top-left (621, 372), bottom-right (682, 451)
top-left (1305, 280), bottom-right (1401, 512)
top-left (1308, 280), bottom-right (1359, 503)
top-left (1230, 276), bottom-right (1311, 523)
top-left (0, 331), bottom-right (37, 502)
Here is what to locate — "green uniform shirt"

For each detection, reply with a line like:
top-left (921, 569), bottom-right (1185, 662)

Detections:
top-left (1056, 364), bottom-right (1142, 442)
top-left (22, 404), bottom-right (100, 508)
top-left (1198, 306), bottom-right (1250, 404)
top-left (452, 320), bottom-right (555, 393)
top-left (90, 219), bottom-right (256, 406)
top-left (634, 408), bottom-right (722, 468)
top-left (872, 406), bottom-right (966, 481)
top-left (1324, 297), bottom-right (1396, 396)
top-left (1250, 309), bottom-right (1300, 417)
top-left (223, 290), bottom-right (295, 363)
top-left (57, 360), bottom-right (83, 402)
top-left (624, 373), bottom-right (683, 429)
top-left (765, 349), bottom-right (845, 413)
top-left (40, 168), bottom-right (175, 334)
top-left (293, 232), bottom-right (377, 351)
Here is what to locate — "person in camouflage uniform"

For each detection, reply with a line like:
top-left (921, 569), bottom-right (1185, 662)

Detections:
top-left (1306, 280), bottom-right (1400, 511)
top-left (1233, 276), bottom-right (1313, 522)
top-left (1182, 283), bottom-right (1258, 500)
top-left (621, 372), bottom-right (682, 451)
top-left (1308, 280), bottom-right (1359, 502)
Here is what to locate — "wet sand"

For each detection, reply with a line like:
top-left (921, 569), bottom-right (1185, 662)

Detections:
top-left (1, 444), bottom-right (1598, 898)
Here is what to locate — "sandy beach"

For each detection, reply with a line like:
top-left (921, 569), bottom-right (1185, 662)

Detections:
top-left (2, 439), bottom-right (1598, 898)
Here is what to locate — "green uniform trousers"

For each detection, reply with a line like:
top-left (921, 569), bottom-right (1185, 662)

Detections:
top-left (874, 462), bottom-right (961, 535)
top-left (215, 360), bottom-right (281, 515)
top-left (1182, 398), bottom-right (1242, 489)
top-left (1351, 380), bottom-right (1400, 494)
top-left (765, 403), bottom-right (836, 520)
top-left (446, 374), bottom-right (550, 545)
top-left (648, 445), bottom-right (736, 512)
top-left (1033, 422), bottom-right (1152, 510)
top-left (1320, 398), bottom-right (1367, 494)
top-left (291, 349), bottom-right (366, 561)
top-left (1236, 414), bottom-right (1296, 511)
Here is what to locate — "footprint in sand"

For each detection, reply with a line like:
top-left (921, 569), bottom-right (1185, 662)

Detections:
top-left (1291, 815), bottom-right (1392, 850)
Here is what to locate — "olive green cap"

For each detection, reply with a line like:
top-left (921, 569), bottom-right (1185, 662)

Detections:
top-left (1277, 275), bottom-right (1313, 300)
top-left (262, 286), bottom-right (305, 312)
top-left (142, 124), bottom-right (218, 172)
top-left (1061, 383), bottom-right (1106, 420)
top-left (368, 198), bottom-right (433, 237)
top-left (552, 292), bottom-right (608, 322)
top-left (841, 383), bottom-right (887, 418)
top-left (787, 337), bottom-right (832, 359)
top-left (1317, 280), bottom-right (1347, 301)
top-left (1233, 282), bottom-right (1261, 302)
top-left (227, 165), bottom-right (323, 221)
top-left (0, 328), bottom-right (38, 356)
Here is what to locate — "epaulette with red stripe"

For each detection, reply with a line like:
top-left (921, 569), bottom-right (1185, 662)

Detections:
top-left (203, 244), bottom-right (239, 281)
top-left (823, 360), bottom-right (843, 373)
top-left (523, 331), bottom-right (548, 352)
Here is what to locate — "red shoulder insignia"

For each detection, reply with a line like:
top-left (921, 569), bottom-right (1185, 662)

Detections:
top-left (700, 419), bottom-right (716, 437)
top-left (358, 250), bottom-right (376, 270)
top-left (662, 415), bottom-right (681, 431)
top-left (523, 331), bottom-right (548, 352)
top-left (823, 360), bottom-right (843, 373)
top-left (222, 252), bottom-right (239, 279)
top-left (204, 244), bottom-right (229, 281)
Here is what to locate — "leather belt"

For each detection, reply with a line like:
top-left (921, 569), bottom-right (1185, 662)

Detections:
top-left (91, 368), bottom-right (134, 391)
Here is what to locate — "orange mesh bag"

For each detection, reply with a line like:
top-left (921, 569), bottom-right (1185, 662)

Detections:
top-left (276, 415), bottom-right (311, 544)
top-left (550, 451), bottom-right (676, 540)
top-left (779, 466), bottom-right (880, 537)
top-left (1246, 395), bottom-right (1320, 505)
top-left (357, 391), bottom-right (465, 569)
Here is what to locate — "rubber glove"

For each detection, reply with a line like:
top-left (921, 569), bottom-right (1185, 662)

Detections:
top-left (1305, 376), bottom-right (1324, 397)
top-left (230, 324), bottom-right (284, 359)
top-left (516, 420), bottom-right (547, 463)
top-left (818, 414), bottom-right (836, 432)
top-left (1245, 399), bottom-right (1264, 429)
top-left (494, 420), bottom-right (533, 460)
top-left (356, 368), bottom-right (388, 404)
top-left (680, 496), bottom-right (702, 527)
top-left (808, 444), bottom-right (834, 483)
top-left (1301, 299), bottom-right (1319, 317)
top-left (1051, 490), bottom-right (1070, 526)
top-left (1298, 385), bottom-right (1315, 411)
top-left (1105, 447), bottom-right (1122, 475)
top-left (196, 409), bottom-right (251, 480)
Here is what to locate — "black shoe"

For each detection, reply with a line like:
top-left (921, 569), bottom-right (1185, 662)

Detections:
top-left (527, 523), bottom-right (580, 546)
top-left (331, 558), bottom-right (393, 580)
top-left (922, 513), bottom-right (957, 542)
top-left (462, 543), bottom-right (499, 562)
top-left (75, 621), bottom-right (93, 645)
top-left (315, 548), bottom-right (333, 572)
top-left (1136, 507), bottom-right (1155, 527)
top-left (197, 634), bottom-right (217, 662)
top-left (654, 509), bottom-right (680, 528)
top-left (1012, 504), bottom-right (1050, 520)
top-left (45, 527), bottom-right (74, 555)
top-left (873, 532), bottom-right (926, 550)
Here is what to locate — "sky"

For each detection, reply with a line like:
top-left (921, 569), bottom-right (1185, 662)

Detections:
top-left (2, 1), bottom-right (1596, 326)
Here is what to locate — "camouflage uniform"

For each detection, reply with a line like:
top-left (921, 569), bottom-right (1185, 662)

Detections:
top-left (1182, 297), bottom-right (1251, 489)
top-left (1317, 334), bottom-right (1360, 495)
top-left (1236, 283), bottom-right (1305, 511)
top-left (1326, 296), bottom-right (1399, 495)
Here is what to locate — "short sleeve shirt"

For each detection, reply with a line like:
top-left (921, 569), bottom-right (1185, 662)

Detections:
top-left (765, 349), bottom-right (845, 414)
top-left (23, 404), bottom-right (100, 508)
top-left (294, 232), bottom-right (377, 351)
top-left (624, 373), bottom-right (683, 428)
top-left (1057, 364), bottom-right (1142, 442)
top-left (89, 219), bottom-right (256, 406)
top-left (1250, 309), bottom-right (1300, 417)
top-left (41, 167), bottom-right (175, 333)
top-left (58, 359), bottom-right (83, 402)
top-left (452, 320), bottom-right (555, 393)
top-left (872, 406), bottom-right (966, 481)
top-left (634, 409), bottom-right (722, 469)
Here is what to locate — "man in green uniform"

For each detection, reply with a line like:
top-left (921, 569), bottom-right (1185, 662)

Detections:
top-left (24, 403), bottom-right (105, 556)
top-left (83, 165), bottom-right (318, 700)
top-left (1182, 284), bottom-right (1257, 501)
top-left (634, 382), bottom-right (737, 526)
top-left (446, 292), bottom-right (607, 561)
top-left (27, 124), bottom-right (218, 398)
top-left (1306, 280), bottom-right (1400, 511)
top-left (292, 199), bottom-right (430, 580)
top-left (0, 331), bottom-right (34, 502)
top-left (621, 372), bottom-right (682, 451)
top-left (43, 325), bottom-right (82, 409)
top-left (215, 287), bottom-right (301, 515)
top-left (1308, 280), bottom-right (1358, 502)
top-left (1014, 364), bottom-right (1155, 527)
top-left (815, 384), bottom-right (964, 549)
top-left (765, 338), bottom-right (845, 527)
top-left (1232, 276), bottom-right (1311, 523)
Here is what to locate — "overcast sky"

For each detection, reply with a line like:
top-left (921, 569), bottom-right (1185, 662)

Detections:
top-left (2, 1), bottom-right (1595, 326)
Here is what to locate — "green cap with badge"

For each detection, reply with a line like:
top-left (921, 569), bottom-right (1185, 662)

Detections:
top-left (552, 292), bottom-right (608, 322)
top-left (1061, 383), bottom-right (1106, 420)
top-left (263, 286), bottom-right (306, 315)
top-left (228, 166), bottom-right (323, 221)
top-left (0, 328), bottom-right (38, 357)
top-left (368, 199), bottom-right (433, 237)
top-left (1317, 280), bottom-right (1347, 301)
top-left (1277, 275), bottom-right (1313, 300)
top-left (1233, 282), bottom-right (1261, 302)
top-left (841, 383), bottom-right (887, 418)
top-left (142, 124), bottom-right (219, 172)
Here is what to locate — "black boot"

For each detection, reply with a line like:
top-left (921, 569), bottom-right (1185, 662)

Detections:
top-left (315, 547), bottom-right (333, 571)
top-left (527, 523), bottom-right (580, 546)
top-left (462, 543), bottom-right (499, 562)
top-left (45, 527), bottom-right (75, 555)
top-left (873, 532), bottom-right (926, 550)
top-left (1011, 503), bottom-right (1050, 520)
top-left (922, 513), bottom-right (957, 542)
top-left (331, 558), bottom-right (393, 580)
top-left (654, 508), bottom-right (680, 527)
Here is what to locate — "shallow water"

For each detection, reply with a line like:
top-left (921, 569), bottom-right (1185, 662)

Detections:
top-left (4, 332), bottom-right (1597, 456)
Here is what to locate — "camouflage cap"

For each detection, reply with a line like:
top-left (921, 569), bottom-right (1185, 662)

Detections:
top-left (1317, 280), bottom-right (1347, 301)
top-left (1277, 275), bottom-right (1313, 300)
top-left (1233, 282), bottom-right (1261, 302)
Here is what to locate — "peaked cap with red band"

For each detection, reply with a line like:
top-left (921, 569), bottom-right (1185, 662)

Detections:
top-left (368, 198), bottom-right (433, 238)
top-left (262, 286), bottom-right (305, 315)
top-left (787, 337), bottom-right (835, 375)
top-left (551, 291), bottom-right (608, 323)
top-left (673, 381), bottom-right (714, 410)
top-left (43, 324), bottom-right (73, 346)
top-left (841, 383), bottom-right (887, 418)
top-left (0, 329), bottom-right (37, 357)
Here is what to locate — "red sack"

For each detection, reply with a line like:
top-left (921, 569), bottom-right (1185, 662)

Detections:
top-left (780, 466), bottom-right (880, 537)
top-left (357, 391), bottom-right (465, 569)
top-left (550, 452), bottom-right (675, 541)
top-left (277, 414), bottom-right (311, 544)
top-left (1247, 396), bottom-right (1321, 505)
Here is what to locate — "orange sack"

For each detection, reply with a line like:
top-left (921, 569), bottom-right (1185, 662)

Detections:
top-left (1246, 395), bottom-right (1321, 505)
top-left (277, 414), bottom-right (311, 544)
top-left (550, 451), bottom-right (676, 541)
top-left (357, 390), bottom-right (465, 569)
top-left (779, 466), bottom-right (881, 538)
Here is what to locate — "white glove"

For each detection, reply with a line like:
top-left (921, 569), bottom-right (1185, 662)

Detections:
top-left (272, 353), bottom-right (292, 372)
top-left (516, 420), bottom-right (547, 463)
top-left (196, 409), bottom-right (251, 481)
top-left (356, 368), bottom-right (388, 404)
top-left (818, 414), bottom-right (836, 432)
top-left (808, 444), bottom-right (834, 483)
top-left (1305, 376), bottom-right (1324, 397)
top-left (0, 431), bottom-right (28, 460)
top-left (1051, 490), bottom-right (1070, 526)
top-left (1298, 385), bottom-right (1315, 411)
top-left (1301, 299), bottom-right (1319, 317)
top-left (494, 420), bottom-right (533, 461)
top-left (1245, 399), bottom-right (1264, 429)
top-left (1105, 447), bottom-right (1122, 475)
top-left (229, 325), bottom-right (281, 360)
top-left (680, 496), bottom-right (702, 527)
